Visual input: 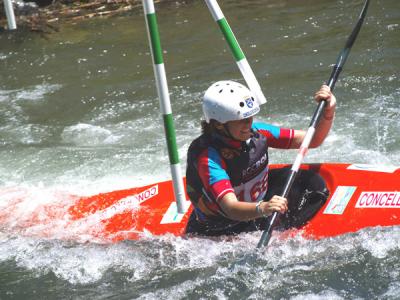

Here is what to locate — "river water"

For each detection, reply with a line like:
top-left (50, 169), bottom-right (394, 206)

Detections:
top-left (0, 0), bottom-right (399, 299)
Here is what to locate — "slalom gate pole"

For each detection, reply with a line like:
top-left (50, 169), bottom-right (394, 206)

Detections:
top-left (142, 0), bottom-right (186, 213)
top-left (257, 0), bottom-right (370, 249)
top-left (3, 0), bottom-right (17, 30)
top-left (204, 0), bottom-right (267, 106)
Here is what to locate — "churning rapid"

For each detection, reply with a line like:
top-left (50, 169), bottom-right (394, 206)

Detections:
top-left (0, 0), bottom-right (399, 299)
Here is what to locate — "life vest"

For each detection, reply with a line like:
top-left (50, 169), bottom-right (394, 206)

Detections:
top-left (186, 130), bottom-right (269, 221)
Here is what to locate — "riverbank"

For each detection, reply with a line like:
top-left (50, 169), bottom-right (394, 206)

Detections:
top-left (0, 0), bottom-right (169, 33)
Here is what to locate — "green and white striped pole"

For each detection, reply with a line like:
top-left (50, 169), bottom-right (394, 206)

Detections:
top-left (205, 0), bottom-right (266, 105)
top-left (142, 0), bottom-right (185, 213)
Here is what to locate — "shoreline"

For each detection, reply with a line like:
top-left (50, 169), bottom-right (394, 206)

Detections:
top-left (0, 0), bottom-right (170, 33)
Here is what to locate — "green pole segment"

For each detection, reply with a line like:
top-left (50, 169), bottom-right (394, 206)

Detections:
top-left (142, 0), bottom-right (186, 213)
top-left (204, 0), bottom-right (267, 105)
top-left (217, 19), bottom-right (245, 61)
top-left (146, 13), bottom-right (163, 64)
top-left (163, 114), bottom-right (179, 165)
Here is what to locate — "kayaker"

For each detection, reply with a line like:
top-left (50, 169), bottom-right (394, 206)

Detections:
top-left (185, 80), bottom-right (335, 236)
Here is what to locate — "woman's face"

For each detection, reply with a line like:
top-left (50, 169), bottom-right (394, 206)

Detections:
top-left (225, 117), bottom-right (253, 141)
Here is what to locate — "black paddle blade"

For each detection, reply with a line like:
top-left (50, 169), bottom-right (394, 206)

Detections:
top-left (327, 0), bottom-right (370, 90)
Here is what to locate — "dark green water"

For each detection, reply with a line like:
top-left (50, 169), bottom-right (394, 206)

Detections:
top-left (0, 0), bottom-right (399, 299)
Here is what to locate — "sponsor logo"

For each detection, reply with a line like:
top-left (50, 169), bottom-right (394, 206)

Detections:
top-left (243, 107), bottom-right (260, 118)
top-left (242, 153), bottom-right (268, 178)
top-left (133, 185), bottom-right (159, 204)
top-left (160, 200), bottom-right (192, 224)
top-left (323, 186), bottom-right (356, 215)
top-left (347, 164), bottom-right (399, 173)
top-left (245, 98), bottom-right (254, 108)
top-left (356, 192), bottom-right (400, 208)
top-left (98, 185), bottom-right (159, 219)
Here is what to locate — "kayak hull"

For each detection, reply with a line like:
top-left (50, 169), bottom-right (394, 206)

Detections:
top-left (1, 163), bottom-right (399, 242)
top-left (67, 163), bottom-right (400, 242)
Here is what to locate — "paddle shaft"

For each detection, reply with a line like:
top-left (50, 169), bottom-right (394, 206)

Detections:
top-left (257, 0), bottom-right (370, 249)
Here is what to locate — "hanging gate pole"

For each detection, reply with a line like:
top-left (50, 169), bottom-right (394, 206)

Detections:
top-left (204, 0), bottom-right (266, 106)
top-left (142, 0), bottom-right (186, 213)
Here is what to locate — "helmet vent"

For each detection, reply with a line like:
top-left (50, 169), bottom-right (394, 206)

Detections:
top-left (239, 102), bottom-right (244, 107)
top-left (219, 89), bottom-right (223, 93)
top-left (230, 89), bottom-right (234, 93)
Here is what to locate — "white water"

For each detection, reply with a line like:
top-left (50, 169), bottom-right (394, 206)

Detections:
top-left (0, 0), bottom-right (399, 298)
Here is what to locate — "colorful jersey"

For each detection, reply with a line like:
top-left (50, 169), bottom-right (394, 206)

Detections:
top-left (185, 122), bottom-right (294, 225)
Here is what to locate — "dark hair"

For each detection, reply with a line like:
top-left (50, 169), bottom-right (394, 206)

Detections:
top-left (201, 119), bottom-right (221, 136)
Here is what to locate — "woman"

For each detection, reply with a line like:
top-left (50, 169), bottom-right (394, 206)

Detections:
top-left (185, 80), bottom-right (335, 236)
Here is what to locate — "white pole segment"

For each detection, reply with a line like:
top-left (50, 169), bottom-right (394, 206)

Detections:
top-left (154, 64), bottom-right (172, 114)
top-left (237, 60), bottom-right (267, 107)
top-left (291, 127), bottom-right (316, 171)
top-left (205, 0), bottom-right (224, 20)
top-left (142, 0), bottom-right (155, 13)
top-left (4, 0), bottom-right (17, 30)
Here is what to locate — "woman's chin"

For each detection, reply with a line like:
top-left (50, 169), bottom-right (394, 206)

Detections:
top-left (239, 133), bottom-right (251, 141)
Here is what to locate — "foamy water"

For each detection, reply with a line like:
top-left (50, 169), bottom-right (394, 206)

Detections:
top-left (0, 0), bottom-right (399, 298)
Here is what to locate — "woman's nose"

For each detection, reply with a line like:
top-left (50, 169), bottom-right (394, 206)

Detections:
top-left (243, 117), bottom-right (253, 125)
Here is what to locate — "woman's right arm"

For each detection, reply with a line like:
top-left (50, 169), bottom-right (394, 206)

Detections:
top-left (219, 192), bottom-right (288, 221)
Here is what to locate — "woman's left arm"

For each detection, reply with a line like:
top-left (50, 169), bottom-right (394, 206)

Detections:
top-left (289, 85), bottom-right (336, 149)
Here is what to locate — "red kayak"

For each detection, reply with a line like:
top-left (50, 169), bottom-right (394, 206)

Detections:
top-left (1, 163), bottom-right (399, 242)
top-left (68, 163), bottom-right (400, 241)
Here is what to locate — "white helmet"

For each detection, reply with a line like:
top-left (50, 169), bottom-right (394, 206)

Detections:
top-left (202, 80), bottom-right (260, 123)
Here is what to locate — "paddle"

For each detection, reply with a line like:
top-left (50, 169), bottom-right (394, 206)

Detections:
top-left (256, 0), bottom-right (371, 249)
